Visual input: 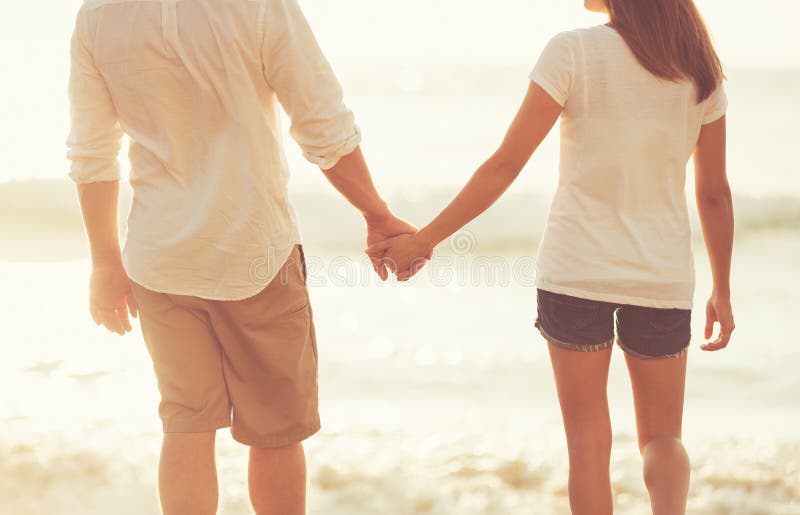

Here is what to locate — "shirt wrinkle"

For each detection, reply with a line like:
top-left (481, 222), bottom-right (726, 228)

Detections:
top-left (67, 0), bottom-right (359, 300)
top-left (530, 25), bottom-right (727, 309)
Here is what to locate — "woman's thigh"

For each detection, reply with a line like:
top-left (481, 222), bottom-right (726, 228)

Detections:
top-left (624, 351), bottom-right (688, 450)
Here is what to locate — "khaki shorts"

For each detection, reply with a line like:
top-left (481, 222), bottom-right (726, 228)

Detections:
top-left (129, 245), bottom-right (320, 448)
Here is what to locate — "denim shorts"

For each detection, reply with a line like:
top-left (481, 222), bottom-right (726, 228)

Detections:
top-left (534, 289), bottom-right (691, 360)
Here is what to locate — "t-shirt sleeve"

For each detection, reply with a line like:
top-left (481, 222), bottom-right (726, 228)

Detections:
top-left (529, 32), bottom-right (575, 107)
top-left (702, 83), bottom-right (728, 125)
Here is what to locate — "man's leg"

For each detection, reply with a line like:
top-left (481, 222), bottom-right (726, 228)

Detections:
top-left (160, 432), bottom-right (219, 515)
top-left (249, 443), bottom-right (307, 515)
top-left (129, 281), bottom-right (233, 515)
top-left (203, 246), bottom-right (320, 515)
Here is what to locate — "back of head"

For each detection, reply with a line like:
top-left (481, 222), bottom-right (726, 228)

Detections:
top-left (606, 0), bottom-right (725, 102)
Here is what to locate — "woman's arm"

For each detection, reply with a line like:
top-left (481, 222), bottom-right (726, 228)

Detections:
top-left (694, 116), bottom-right (735, 351)
top-left (367, 82), bottom-right (562, 276)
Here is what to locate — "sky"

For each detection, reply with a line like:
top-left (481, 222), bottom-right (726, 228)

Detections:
top-left (305, 0), bottom-right (799, 68)
top-left (0, 0), bottom-right (797, 184)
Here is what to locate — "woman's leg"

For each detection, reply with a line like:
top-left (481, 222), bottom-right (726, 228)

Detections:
top-left (624, 352), bottom-right (690, 515)
top-left (547, 343), bottom-right (614, 515)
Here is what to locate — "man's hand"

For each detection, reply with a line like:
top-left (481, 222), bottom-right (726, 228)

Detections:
top-left (74, 181), bottom-right (137, 334)
top-left (365, 214), bottom-right (419, 281)
top-left (701, 293), bottom-right (734, 351)
top-left (89, 261), bottom-right (138, 335)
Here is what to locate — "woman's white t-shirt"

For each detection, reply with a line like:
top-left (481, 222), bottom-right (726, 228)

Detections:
top-left (530, 24), bottom-right (727, 309)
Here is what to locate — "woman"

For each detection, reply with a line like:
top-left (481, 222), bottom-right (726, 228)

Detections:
top-left (368, 0), bottom-right (735, 513)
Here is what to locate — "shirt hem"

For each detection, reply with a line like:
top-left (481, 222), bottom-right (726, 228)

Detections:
top-left (535, 282), bottom-right (693, 310)
top-left (123, 241), bottom-right (297, 302)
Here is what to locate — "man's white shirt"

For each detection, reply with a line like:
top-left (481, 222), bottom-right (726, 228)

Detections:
top-left (67, 0), bottom-right (361, 299)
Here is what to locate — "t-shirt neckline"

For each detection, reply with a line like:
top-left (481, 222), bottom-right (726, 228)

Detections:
top-left (599, 23), bottom-right (621, 36)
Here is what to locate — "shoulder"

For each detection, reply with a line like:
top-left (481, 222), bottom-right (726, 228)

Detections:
top-left (538, 29), bottom-right (588, 59)
top-left (537, 30), bottom-right (577, 57)
top-left (539, 25), bottom-right (623, 62)
top-left (544, 29), bottom-right (581, 48)
top-left (550, 25), bottom-right (617, 46)
top-left (256, 0), bottom-right (301, 10)
top-left (79, 0), bottom-right (128, 11)
top-left (536, 30), bottom-right (581, 67)
top-left (76, 0), bottom-right (138, 22)
top-left (255, 0), bottom-right (306, 22)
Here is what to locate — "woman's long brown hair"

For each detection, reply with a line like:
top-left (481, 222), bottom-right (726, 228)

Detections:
top-left (606, 0), bottom-right (724, 102)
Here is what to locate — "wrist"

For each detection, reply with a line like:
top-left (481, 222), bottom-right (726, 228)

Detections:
top-left (91, 249), bottom-right (123, 268)
top-left (362, 201), bottom-right (393, 224)
top-left (416, 225), bottom-right (441, 253)
top-left (712, 285), bottom-right (731, 300)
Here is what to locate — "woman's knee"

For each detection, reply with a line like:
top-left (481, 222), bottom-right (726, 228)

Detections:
top-left (566, 426), bottom-right (612, 463)
top-left (642, 436), bottom-right (690, 480)
top-left (641, 435), bottom-right (686, 456)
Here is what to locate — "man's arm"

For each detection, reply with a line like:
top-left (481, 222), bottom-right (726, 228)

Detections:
top-left (67, 6), bottom-right (136, 334)
top-left (322, 147), bottom-right (390, 221)
top-left (76, 181), bottom-right (138, 334)
top-left (77, 181), bottom-right (122, 266)
top-left (260, 0), bottom-right (415, 279)
top-left (322, 147), bottom-right (418, 280)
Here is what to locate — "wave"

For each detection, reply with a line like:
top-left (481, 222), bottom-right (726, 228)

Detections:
top-left (1, 179), bottom-right (797, 260)
top-left (1, 427), bottom-right (798, 515)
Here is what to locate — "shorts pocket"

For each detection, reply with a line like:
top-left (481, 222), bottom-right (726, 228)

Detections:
top-left (297, 245), bottom-right (308, 285)
top-left (284, 302), bottom-right (311, 320)
top-left (542, 291), bottom-right (600, 331)
top-left (648, 309), bottom-right (691, 332)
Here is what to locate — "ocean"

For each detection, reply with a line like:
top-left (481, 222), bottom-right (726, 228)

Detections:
top-left (1, 1), bottom-right (799, 513)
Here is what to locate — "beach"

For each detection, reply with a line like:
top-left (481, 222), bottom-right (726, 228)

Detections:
top-left (1, 0), bottom-right (799, 512)
top-left (1, 63), bottom-right (799, 514)
top-left (1, 222), bottom-right (799, 514)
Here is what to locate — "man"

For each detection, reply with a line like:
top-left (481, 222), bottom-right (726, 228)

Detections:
top-left (67, 0), bottom-right (414, 513)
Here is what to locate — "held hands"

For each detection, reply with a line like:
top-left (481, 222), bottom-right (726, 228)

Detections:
top-left (365, 213), bottom-right (423, 281)
top-left (366, 232), bottom-right (433, 282)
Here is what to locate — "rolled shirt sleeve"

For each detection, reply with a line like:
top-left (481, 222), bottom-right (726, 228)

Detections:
top-left (66, 6), bottom-right (124, 184)
top-left (529, 32), bottom-right (576, 108)
top-left (259, 0), bottom-right (361, 170)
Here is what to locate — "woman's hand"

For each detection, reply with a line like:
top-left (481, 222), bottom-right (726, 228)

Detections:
top-left (366, 233), bottom-right (433, 281)
top-left (701, 293), bottom-right (735, 351)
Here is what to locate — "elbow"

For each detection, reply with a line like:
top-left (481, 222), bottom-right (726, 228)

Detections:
top-left (697, 185), bottom-right (733, 210)
top-left (489, 154), bottom-right (526, 181)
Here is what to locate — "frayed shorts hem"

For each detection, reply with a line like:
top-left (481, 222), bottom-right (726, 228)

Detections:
top-left (535, 321), bottom-right (614, 353)
top-left (616, 337), bottom-right (690, 360)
